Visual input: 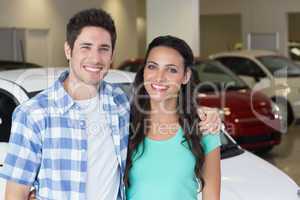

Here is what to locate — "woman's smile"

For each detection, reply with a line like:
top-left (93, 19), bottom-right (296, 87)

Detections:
top-left (151, 83), bottom-right (169, 91)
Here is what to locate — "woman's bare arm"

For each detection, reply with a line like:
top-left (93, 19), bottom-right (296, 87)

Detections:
top-left (202, 147), bottom-right (221, 200)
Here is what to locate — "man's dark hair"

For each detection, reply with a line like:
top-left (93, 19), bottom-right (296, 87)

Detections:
top-left (66, 8), bottom-right (117, 51)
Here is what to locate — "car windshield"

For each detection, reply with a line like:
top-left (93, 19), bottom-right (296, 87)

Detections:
top-left (257, 55), bottom-right (300, 77)
top-left (194, 60), bottom-right (249, 92)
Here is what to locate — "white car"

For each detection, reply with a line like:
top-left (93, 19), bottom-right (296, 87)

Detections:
top-left (211, 50), bottom-right (300, 131)
top-left (0, 68), bottom-right (299, 200)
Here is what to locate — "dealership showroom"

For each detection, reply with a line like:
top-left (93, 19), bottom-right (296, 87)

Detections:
top-left (0, 0), bottom-right (300, 199)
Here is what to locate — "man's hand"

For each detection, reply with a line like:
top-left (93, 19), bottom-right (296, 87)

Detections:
top-left (197, 106), bottom-right (222, 134)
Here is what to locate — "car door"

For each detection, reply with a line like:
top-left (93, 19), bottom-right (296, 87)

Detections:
top-left (0, 89), bottom-right (19, 196)
top-left (0, 90), bottom-right (17, 144)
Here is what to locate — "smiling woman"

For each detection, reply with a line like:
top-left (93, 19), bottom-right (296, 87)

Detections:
top-left (124, 35), bottom-right (221, 200)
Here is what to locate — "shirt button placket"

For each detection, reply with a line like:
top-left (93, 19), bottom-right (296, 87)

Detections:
top-left (79, 121), bottom-right (86, 129)
top-left (78, 117), bottom-right (88, 194)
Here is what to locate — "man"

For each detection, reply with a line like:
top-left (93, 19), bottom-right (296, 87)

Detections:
top-left (1, 8), bottom-right (129, 200)
top-left (0, 8), bottom-right (221, 200)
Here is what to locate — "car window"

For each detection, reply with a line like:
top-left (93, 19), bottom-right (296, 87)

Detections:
top-left (0, 90), bottom-right (18, 142)
top-left (28, 90), bottom-right (42, 98)
top-left (195, 60), bottom-right (249, 92)
top-left (257, 55), bottom-right (300, 77)
top-left (202, 62), bottom-right (224, 74)
top-left (119, 62), bottom-right (142, 73)
top-left (217, 57), bottom-right (266, 78)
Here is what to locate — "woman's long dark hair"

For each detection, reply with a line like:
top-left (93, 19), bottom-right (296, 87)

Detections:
top-left (124, 35), bottom-right (205, 190)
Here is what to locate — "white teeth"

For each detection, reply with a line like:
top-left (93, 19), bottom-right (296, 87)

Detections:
top-left (151, 84), bottom-right (168, 90)
top-left (84, 66), bottom-right (101, 72)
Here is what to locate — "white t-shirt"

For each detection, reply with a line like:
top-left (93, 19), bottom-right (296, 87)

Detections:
top-left (76, 95), bottom-right (120, 200)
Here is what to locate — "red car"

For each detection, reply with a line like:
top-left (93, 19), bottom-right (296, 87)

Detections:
top-left (118, 59), bottom-right (282, 153)
top-left (195, 59), bottom-right (281, 152)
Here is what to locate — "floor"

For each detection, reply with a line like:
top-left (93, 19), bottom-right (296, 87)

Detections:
top-left (260, 124), bottom-right (300, 185)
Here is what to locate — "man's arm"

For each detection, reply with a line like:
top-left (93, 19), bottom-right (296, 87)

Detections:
top-left (5, 181), bottom-right (31, 200)
top-left (0, 106), bottom-right (42, 200)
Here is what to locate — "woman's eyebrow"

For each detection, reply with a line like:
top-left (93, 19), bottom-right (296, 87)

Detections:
top-left (146, 61), bottom-right (178, 68)
top-left (146, 61), bottom-right (158, 65)
top-left (165, 64), bottom-right (178, 68)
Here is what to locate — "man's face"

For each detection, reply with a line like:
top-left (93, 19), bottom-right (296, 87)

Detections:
top-left (64, 26), bottom-right (113, 87)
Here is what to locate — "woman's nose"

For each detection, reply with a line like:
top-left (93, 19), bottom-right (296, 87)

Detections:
top-left (155, 69), bottom-right (166, 82)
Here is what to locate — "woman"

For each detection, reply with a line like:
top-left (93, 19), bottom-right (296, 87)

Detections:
top-left (124, 35), bottom-right (221, 200)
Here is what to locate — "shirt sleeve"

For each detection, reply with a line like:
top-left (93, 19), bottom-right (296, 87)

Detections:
top-left (0, 106), bottom-right (42, 185)
top-left (200, 133), bottom-right (221, 155)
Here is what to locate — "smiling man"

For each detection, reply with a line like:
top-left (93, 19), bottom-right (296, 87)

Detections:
top-left (0, 9), bottom-right (130, 200)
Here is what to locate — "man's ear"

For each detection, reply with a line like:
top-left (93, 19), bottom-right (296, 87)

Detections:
top-left (64, 42), bottom-right (72, 60)
top-left (183, 68), bottom-right (192, 84)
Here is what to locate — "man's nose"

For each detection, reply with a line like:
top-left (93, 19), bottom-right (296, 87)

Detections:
top-left (88, 49), bottom-right (102, 63)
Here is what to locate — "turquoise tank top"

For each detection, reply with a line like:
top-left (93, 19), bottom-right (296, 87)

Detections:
top-left (126, 127), bottom-right (221, 200)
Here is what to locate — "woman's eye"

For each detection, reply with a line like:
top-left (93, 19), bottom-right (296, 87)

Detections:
top-left (169, 68), bottom-right (178, 73)
top-left (147, 64), bottom-right (156, 70)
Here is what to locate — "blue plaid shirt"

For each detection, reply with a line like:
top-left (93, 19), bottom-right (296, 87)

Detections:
top-left (0, 71), bottom-right (130, 200)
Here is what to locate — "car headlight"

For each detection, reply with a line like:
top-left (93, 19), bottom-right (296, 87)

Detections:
top-left (271, 101), bottom-right (282, 120)
top-left (219, 107), bottom-right (231, 118)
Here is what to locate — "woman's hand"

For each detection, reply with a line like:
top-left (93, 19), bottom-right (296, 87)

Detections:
top-left (197, 106), bottom-right (222, 134)
top-left (28, 189), bottom-right (36, 200)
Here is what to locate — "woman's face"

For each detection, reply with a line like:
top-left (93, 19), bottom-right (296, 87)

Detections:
top-left (143, 46), bottom-right (191, 103)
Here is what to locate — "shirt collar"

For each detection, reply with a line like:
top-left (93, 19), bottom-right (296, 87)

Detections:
top-left (50, 70), bottom-right (75, 114)
top-left (50, 70), bottom-right (117, 114)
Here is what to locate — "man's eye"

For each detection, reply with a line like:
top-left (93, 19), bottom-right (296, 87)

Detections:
top-left (99, 47), bottom-right (110, 52)
top-left (81, 46), bottom-right (90, 49)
